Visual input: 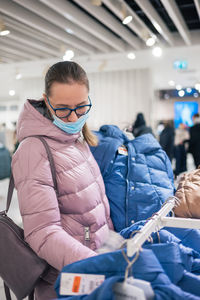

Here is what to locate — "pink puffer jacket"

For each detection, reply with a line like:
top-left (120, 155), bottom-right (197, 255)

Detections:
top-left (12, 100), bottom-right (113, 272)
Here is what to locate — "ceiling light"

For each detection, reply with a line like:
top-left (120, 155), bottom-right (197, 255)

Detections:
top-left (152, 21), bottom-right (162, 33)
top-left (152, 47), bottom-right (162, 57)
top-left (195, 83), bottom-right (200, 91)
top-left (127, 52), bottom-right (136, 60)
top-left (16, 73), bottom-right (22, 80)
top-left (122, 15), bottom-right (133, 25)
top-left (186, 87), bottom-right (192, 93)
top-left (168, 80), bottom-right (175, 86)
top-left (176, 84), bottom-right (182, 90)
top-left (9, 90), bottom-right (15, 96)
top-left (146, 37), bottom-right (156, 47)
top-left (65, 28), bottom-right (74, 34)
top-left (0, 20), bottom-right (10, 36)
top-left (63, 50), bottom-right (74, 61)
top-left (0, 29), bottom-right (10, 36)
top-left (178, 90), bottom-right (185, 97)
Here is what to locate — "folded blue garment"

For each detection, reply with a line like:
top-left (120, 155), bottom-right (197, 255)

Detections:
top-left (144, 243), bottom-right (200, 297)
top-left (165, 228), bottom-right (200, 254)
top-left (55, 249), bottom-right (200, 300)
top-left (178, 271), bottom-right (200, 297)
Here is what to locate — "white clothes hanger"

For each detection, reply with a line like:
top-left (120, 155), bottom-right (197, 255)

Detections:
top-left (127, 196), bottom-right (200, 257)
top-left (113, 245), bottom-right (154, 300)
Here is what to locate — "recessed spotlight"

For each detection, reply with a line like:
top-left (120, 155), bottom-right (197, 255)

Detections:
top-left (168, 80), bottom-right (175, 86)
top-left (65, 28), bottom-right (74, 34)
top-left (127, 52), bottom-right (136, 60)
top-left (16, 73), bottom-right (22, 80)
top-left (122, 15), bottom-right (133, 25)
top-left (186, 87), bottom-right (192, 93)
top-left (146, 37), bottom-right (156, 47)
top-left (178, 90), bottom-right (185, 97)
top-left (9, 90), bottom-right (15, 96)
top-left (63, 50), bottom-right (74, 61)
top-left (0, 30), bottom-right (10, 36)
top-left (152, 47), bottom-right (162, 57)
top-left (176, 84), bottom-right (182, 90)
top-left (152, 22), bottom-right (162, 33)
top-left (195, 83), bottom-right (200, 91)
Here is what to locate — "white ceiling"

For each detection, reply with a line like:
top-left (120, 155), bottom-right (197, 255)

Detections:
top-left (0, 0), bottom-right (200, 89)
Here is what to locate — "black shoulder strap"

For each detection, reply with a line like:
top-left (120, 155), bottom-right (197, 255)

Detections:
top-left (3, 282), bottom-right (12, 300)
top-left (5, 135), bottom-right (57, 213)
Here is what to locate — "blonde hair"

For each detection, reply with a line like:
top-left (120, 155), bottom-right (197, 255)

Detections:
top-left (82, 123), bottom-right (98, 146)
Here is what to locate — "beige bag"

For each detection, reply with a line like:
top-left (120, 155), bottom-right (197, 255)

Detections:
top-left (174, 166), bottom-right (200, 218)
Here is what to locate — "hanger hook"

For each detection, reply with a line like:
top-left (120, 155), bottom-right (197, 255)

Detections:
top-left (122, 247), bottom-right (140, 282)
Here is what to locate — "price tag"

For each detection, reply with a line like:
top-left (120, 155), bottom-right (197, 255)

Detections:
top-left (118, 145), bottom-right (128, 156)
top-left (60, 273), bottom-right (105, 295)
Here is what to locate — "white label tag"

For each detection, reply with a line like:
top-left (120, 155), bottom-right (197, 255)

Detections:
top-left (60, 273), bottom-right (105, 295)
top-left (113, 281), bottom-right (146, 300)
top-left (127, 278), bottom-right (154, 299)
top-left (118, 145), bottom-right (128, 156)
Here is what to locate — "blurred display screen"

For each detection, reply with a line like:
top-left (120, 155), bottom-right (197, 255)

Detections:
top-left (174, 101), bottom-right (198, 128)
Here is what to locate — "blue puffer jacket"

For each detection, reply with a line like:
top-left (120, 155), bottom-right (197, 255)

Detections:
top-left (90, 125), bottom-right (175, 232)
top-left (55, 249), bottom-right (200, 300)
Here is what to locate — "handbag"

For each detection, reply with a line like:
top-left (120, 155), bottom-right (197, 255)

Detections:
top-left (0, 136), bottom-right (58, 300)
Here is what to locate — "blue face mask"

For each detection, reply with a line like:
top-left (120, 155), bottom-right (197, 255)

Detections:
top-left (53, 113), bottom-right (89, 134)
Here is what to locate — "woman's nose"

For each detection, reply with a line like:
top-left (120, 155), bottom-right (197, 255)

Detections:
top-left (66, 111), bottom-right (78, 122)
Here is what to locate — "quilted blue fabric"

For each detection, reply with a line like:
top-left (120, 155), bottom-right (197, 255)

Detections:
top-left (90, 125), bottom-right (175, 231)
top-left (55, 249), bottom-right (200, 300)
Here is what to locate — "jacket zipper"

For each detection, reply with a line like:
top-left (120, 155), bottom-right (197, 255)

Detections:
top-left (84, 226), bottom-right (90, 246)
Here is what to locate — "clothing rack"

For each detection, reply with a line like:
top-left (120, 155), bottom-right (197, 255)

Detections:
top-left (127, 197), bottom-right (200, 257)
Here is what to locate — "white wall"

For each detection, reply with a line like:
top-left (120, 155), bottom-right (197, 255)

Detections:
top-left (0, 68), bottom-right (153, 131)
top-left (88, 68), bottom-right (153, 129)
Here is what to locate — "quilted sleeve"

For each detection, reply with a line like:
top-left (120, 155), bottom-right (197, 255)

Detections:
top-left (12, 138), bottom-right (96, 271)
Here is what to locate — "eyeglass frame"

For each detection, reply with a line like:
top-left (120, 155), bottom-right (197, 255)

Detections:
top-left (46, 95), bottom-right (92, 119)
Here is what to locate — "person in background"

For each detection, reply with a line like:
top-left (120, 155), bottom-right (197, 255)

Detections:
top-left (132, 112), bottom-right (153, 137)
top-left (159, 120), bottom-right (175, 162)
top-left (174, 123), bottom-right (189, 176)
top-left (0, 123), bottom-right (6, 146)
top-left (188, 113), bottom-right (200, 168)
top-left (11, 61), bottom-right (113, 299)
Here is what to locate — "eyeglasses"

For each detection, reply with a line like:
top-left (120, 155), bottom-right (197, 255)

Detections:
top-left (46, 96), bottom-right (92, 119)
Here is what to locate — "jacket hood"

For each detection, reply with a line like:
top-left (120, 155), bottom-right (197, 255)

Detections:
top-left (99, 125), bottom-right (161, 154)
top-left (99, 125), bottom-right (129, 142)
top-left (17, 99), bottom-right (80, 143)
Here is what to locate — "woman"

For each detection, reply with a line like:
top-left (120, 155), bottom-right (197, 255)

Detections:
top-left (12, 61), bottom-right (113, 299)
